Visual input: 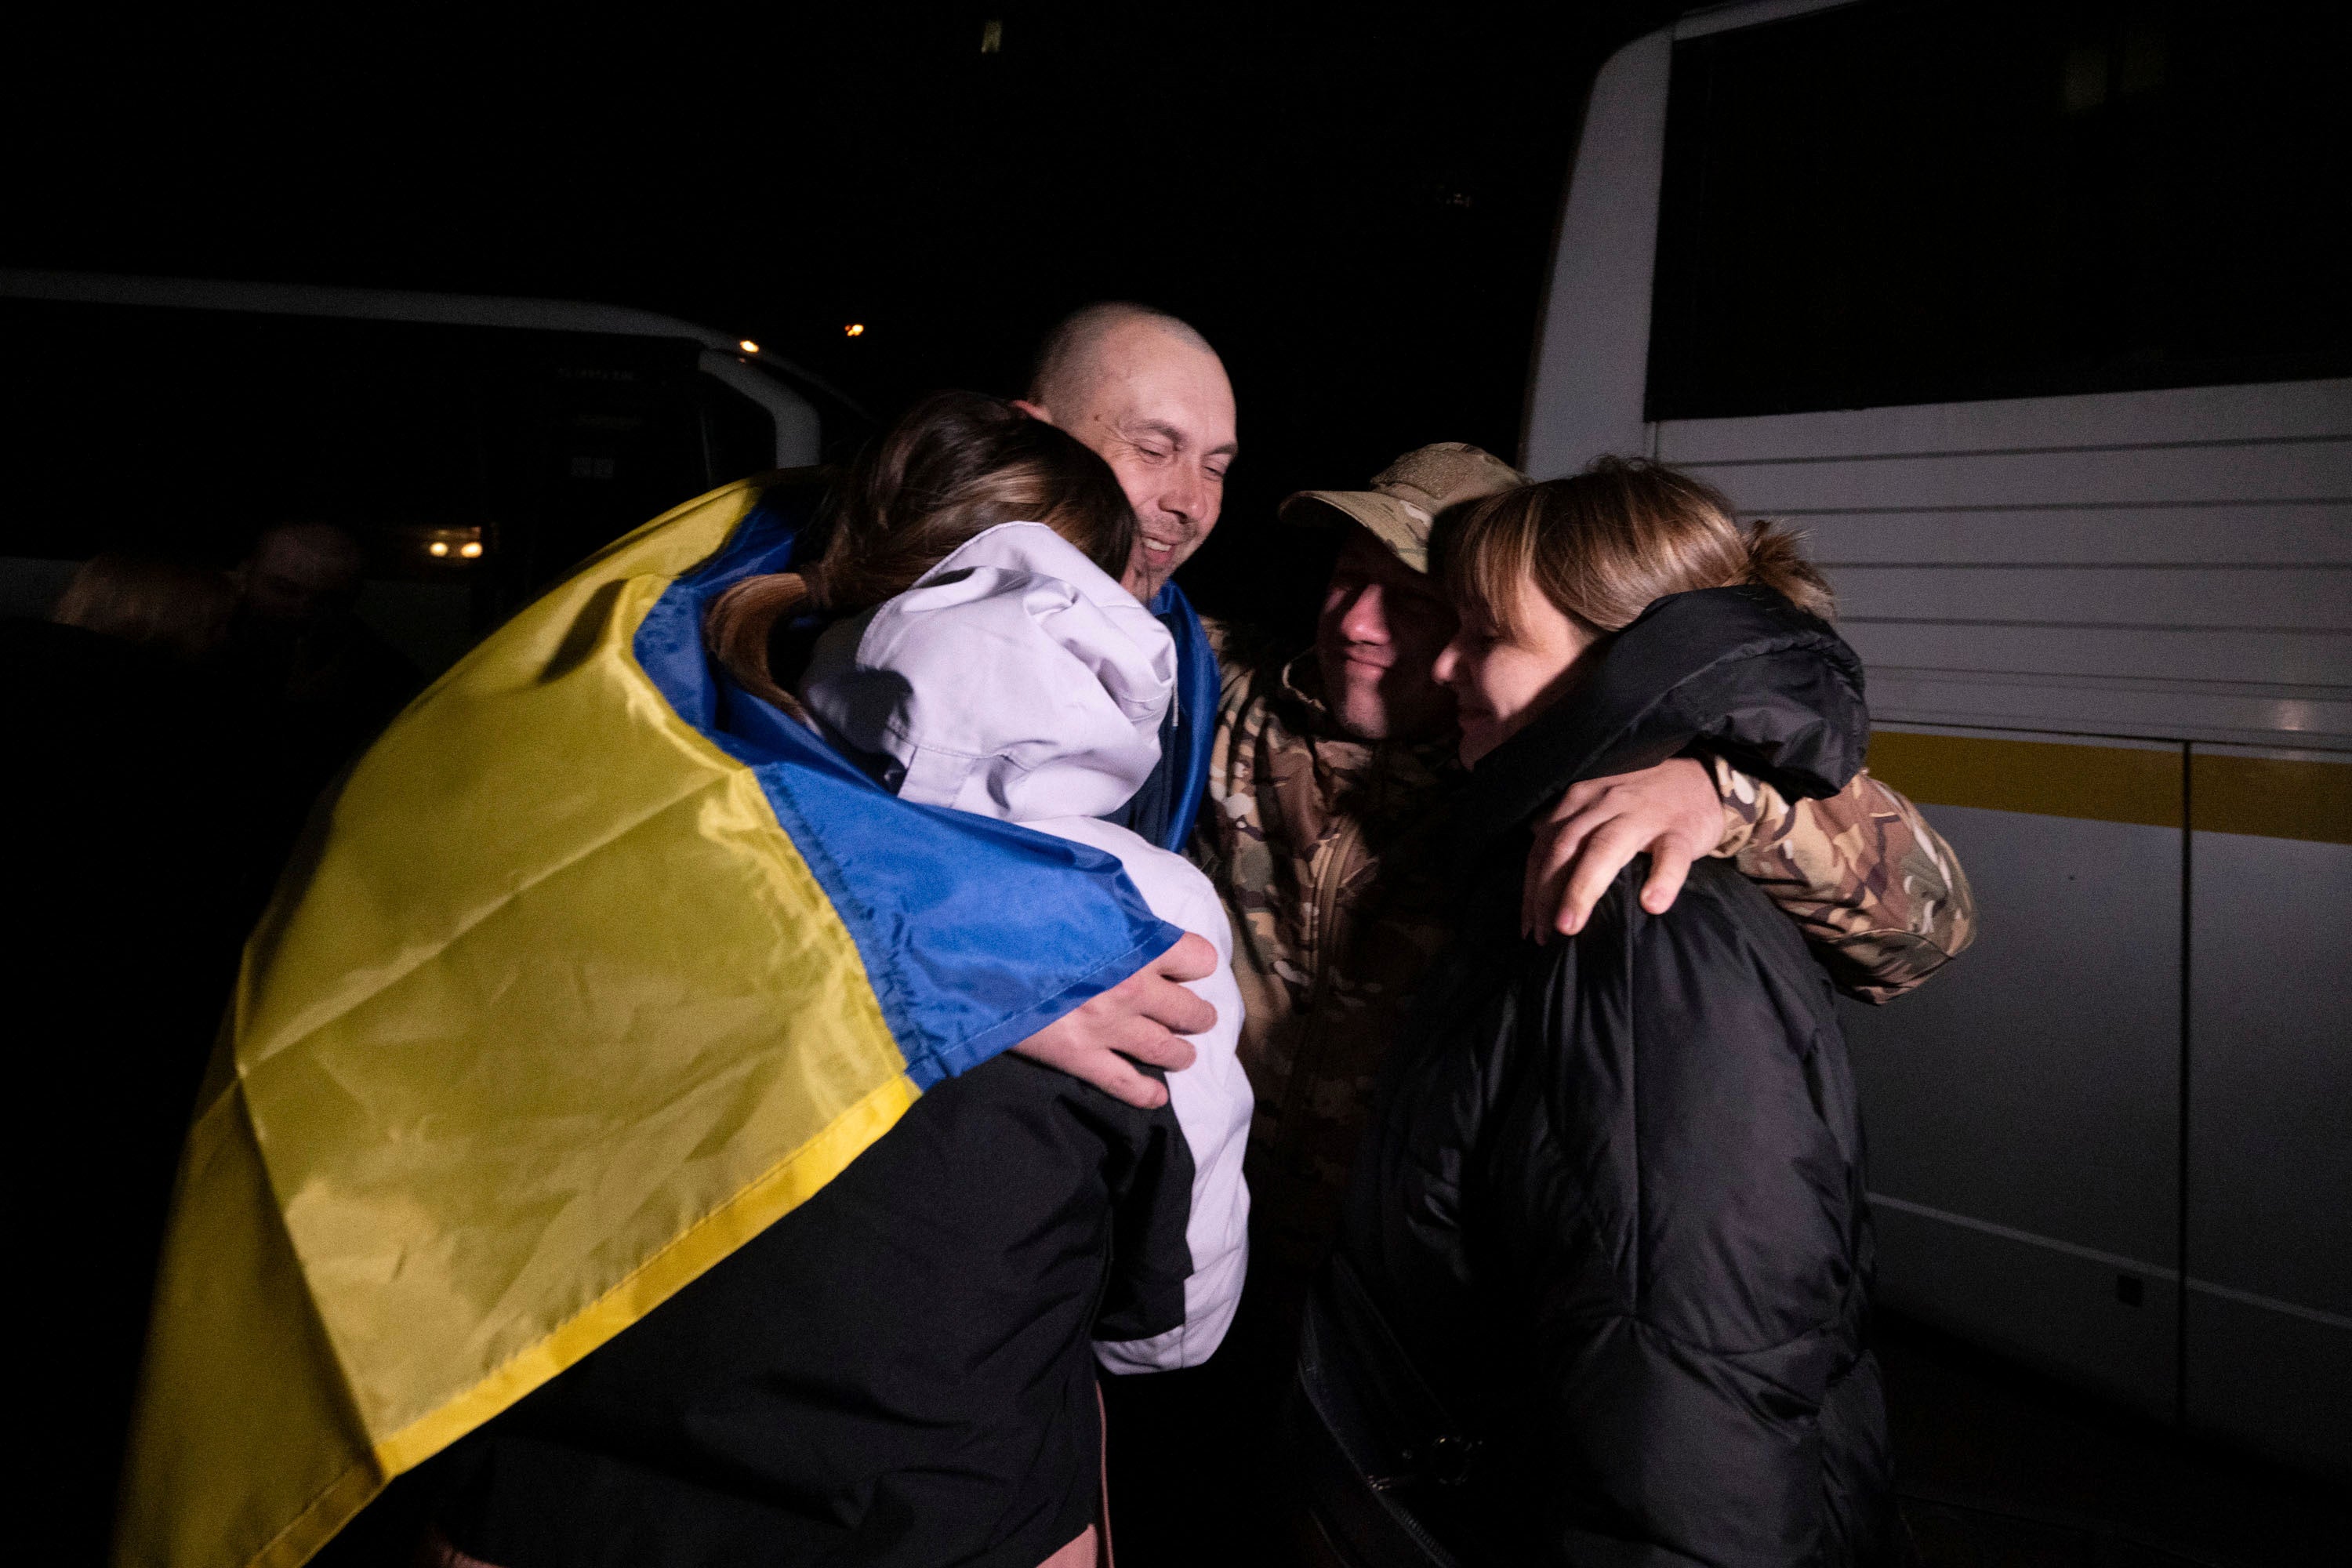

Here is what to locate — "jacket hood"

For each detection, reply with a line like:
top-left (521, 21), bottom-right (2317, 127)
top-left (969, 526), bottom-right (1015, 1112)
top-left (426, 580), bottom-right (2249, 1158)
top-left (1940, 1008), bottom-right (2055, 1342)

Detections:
top-left (799, 521), bottom-right (1177, 822)
top-left (1458, 586), bottom-right (1867, 855)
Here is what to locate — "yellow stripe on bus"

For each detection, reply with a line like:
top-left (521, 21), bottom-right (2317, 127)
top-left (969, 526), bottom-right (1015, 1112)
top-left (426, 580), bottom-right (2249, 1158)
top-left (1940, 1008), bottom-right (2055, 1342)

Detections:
top-left (1864, 731), bottom-right (2182, 829)
top-left (1863, 731), bottom-right (2351, 846)
top-left (2190, 753), bottom-right (2352, 847)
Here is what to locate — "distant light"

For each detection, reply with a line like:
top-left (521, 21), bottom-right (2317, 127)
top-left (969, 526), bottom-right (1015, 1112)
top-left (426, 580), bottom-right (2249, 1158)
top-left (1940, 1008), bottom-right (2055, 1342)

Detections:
top-left (428, 540), bottom-right (450, 557)
top-left (459, 541), bottom-right (485, 559)
top-left (844, 323), bottom-right (866, 337)
top-left (981, 18), bottom-right (1002, 53)
top-left (738, 339), bottom-right (760, 354)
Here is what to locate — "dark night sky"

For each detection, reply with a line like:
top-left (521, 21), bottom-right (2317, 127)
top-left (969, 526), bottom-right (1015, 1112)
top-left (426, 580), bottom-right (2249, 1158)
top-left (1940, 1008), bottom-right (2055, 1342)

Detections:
top-left (5, 2), bottom-right (1675, 623)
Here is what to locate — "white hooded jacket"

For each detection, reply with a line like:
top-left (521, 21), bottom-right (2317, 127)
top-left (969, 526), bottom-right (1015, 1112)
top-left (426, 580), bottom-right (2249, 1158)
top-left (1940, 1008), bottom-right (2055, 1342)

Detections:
top-left (800, 521), bottom-right (1252, 1372)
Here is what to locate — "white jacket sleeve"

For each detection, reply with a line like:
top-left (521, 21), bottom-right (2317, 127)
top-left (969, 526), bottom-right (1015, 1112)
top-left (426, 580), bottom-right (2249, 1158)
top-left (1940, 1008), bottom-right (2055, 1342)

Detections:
top-left (1093, 938), bottom-right (1252, 1373)
top-left (1033, 819), bottom-right (1254, 1374)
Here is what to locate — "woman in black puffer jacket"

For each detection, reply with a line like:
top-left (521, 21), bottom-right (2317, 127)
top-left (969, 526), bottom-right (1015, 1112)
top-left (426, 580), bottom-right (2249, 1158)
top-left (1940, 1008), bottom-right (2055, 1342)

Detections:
top-left (1296, 459), bottom-right (1893, 1567)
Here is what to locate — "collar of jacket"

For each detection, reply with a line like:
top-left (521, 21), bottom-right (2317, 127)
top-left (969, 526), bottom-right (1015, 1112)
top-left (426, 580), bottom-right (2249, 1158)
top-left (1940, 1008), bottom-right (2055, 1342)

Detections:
top-left (1275, 648), bottom-right (1343, 732)
top-left (1454, 586), bottom-right (1868, 860)
top-left (1279, 648), bottom-right (1336, 719)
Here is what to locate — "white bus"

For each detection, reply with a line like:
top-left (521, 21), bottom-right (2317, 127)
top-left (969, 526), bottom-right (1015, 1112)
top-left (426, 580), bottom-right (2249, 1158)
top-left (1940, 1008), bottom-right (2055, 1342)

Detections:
top-left (1525, 0), bottom-right (2348, 1479)
top-left (0, 271), bottom-right (858, 673)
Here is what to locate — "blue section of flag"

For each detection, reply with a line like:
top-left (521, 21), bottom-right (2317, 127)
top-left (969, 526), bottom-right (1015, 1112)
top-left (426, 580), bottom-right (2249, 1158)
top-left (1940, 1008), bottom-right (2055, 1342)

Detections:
top-left (1149, 579), bottom-right (1219, 855)
top-left (630, 487), bottom-right (1181, 1088)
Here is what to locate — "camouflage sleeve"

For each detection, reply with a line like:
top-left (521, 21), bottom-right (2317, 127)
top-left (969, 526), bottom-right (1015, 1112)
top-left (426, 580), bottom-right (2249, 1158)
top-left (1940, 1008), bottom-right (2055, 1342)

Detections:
top-left (1190, 625), bottom-right (1284, 923)
top-left (1710, 757), bottom-right (1977, 1004)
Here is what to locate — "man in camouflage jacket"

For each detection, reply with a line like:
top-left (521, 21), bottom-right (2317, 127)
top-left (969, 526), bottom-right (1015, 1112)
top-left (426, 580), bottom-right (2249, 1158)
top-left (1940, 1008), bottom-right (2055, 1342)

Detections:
top-left (1194, 443), bottom-right (1976, 1321)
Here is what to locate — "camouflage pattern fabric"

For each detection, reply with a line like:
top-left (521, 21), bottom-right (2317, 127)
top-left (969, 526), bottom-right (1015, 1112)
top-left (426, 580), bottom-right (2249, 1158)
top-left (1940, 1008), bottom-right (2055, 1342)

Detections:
top-left (1195, 634), bottom-right (1976, 1319)
top-left (1708, 753), bottom-right (1976, 1004)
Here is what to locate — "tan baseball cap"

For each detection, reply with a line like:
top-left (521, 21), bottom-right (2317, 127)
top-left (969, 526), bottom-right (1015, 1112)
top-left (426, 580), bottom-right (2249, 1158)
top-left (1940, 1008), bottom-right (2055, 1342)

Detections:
top-left (1280, 442), bottom-right (1527, 573)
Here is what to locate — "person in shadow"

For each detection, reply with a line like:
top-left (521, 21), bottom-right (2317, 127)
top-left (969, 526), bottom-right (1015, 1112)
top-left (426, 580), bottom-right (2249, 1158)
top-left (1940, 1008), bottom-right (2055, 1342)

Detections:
top-left (224, 519), bottom-right (425, 865)
top-left (5, 551), bottom-right (268, 1561)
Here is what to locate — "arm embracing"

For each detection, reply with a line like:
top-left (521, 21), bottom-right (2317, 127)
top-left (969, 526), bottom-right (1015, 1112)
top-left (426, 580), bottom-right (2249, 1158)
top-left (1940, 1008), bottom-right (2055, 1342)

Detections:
top-left (1094, 876), bottom-right (1253, 1373)
top-left (1092, 940), bottom-right (1252, 1372)
top-left (1711, 758), bottom-right (1976, 1003)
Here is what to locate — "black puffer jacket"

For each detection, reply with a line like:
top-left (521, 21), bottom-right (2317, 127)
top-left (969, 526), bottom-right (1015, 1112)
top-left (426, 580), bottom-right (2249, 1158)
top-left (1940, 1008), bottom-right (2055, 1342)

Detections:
top-left (1298, 587), bottom-right (1892, 1567)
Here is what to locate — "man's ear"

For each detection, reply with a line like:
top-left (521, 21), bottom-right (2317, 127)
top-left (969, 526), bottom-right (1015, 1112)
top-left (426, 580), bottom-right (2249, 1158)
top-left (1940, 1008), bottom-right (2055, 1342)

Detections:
top-left (1010, 397), bottom-right (1052, 425)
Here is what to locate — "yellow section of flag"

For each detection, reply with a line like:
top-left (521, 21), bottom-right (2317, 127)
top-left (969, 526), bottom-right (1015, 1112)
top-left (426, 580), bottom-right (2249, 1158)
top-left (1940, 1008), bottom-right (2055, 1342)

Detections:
top-left (117, 477), bottom-right (916, 1568)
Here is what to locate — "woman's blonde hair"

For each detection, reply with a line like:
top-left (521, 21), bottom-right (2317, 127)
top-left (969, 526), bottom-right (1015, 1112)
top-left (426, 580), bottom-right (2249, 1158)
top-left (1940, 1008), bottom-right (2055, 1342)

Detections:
top-left (704, 390), bottom-right (1135, 710)
top-left (1435, 456), bottom-right (1832, 637)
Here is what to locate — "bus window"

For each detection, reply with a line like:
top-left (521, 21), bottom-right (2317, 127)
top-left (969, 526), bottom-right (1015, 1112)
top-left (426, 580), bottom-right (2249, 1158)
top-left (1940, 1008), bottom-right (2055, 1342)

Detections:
top-left (1644, 0), bottom-right (2352, 421)
top-left (482, 334), bottom-right (716, 599)
top-left (2, 302), bottom-right (493, 569)
top-left (0, 298), bottom-right (790, 668)
top-left (703, 373), bottom-right (789, 486)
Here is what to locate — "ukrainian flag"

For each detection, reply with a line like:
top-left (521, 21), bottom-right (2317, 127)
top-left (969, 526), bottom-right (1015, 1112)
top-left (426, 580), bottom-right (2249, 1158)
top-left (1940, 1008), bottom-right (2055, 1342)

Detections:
top-left (115, 475), bottom-right (1178, 1568)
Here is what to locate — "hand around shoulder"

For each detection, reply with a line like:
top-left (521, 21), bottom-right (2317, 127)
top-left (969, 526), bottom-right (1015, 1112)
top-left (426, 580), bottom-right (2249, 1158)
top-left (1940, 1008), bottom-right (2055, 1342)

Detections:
top-left (1523, 757), bottom-right (1729, 942)
top-left (1009, 932), bottom-right (1218, 1109)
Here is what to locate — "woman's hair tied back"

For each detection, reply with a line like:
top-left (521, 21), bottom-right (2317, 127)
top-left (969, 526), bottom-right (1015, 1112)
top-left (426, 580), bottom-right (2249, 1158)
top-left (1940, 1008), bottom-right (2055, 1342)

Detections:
top-left (705, 390), bottom-right (1136, 710)
top-left (1436, 454), bottom-right (1833, 635)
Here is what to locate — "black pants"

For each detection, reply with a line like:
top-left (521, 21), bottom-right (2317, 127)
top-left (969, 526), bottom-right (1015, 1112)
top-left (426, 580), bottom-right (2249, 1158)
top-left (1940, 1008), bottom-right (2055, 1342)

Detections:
top-left (1102, 1271), bottom-right (1305, 1567)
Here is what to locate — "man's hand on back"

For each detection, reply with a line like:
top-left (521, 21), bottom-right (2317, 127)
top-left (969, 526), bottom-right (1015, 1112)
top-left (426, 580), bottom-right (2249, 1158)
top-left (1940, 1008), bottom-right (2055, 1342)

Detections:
top-left (1524, 757), bottom-right (1725, 942)
top-left (1011, 932), bottom-right (1218, 1109)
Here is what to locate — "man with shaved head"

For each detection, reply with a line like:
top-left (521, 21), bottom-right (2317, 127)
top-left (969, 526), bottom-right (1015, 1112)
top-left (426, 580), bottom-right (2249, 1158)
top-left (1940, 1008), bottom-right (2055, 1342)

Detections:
top-left (1014, 303), bottom-right (1238, 853)
top-left (1020, 303), bottom-right (1238, 603)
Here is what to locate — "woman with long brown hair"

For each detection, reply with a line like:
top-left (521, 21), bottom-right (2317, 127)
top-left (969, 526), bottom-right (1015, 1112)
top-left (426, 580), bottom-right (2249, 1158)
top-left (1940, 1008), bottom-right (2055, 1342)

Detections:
top-left (1298, 458), bottom-right (1893, 1566)
top-left (702, 390), bottom-right (1138, 713)
top-left (419, 390), bottom-right (1251, 1568)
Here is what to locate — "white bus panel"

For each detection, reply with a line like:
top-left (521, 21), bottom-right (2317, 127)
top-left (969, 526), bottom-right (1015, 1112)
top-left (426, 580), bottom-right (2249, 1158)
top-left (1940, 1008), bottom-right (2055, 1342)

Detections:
top-left (1524, 0), bottom-right (2350, 1479)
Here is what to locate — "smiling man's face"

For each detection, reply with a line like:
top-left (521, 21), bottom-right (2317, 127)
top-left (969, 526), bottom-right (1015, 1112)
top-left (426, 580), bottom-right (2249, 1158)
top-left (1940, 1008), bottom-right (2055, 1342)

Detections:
top-left (1018, 317), bottom-right (1238, 601)
top-left (1314, 526), bottom-right (1459, 742)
